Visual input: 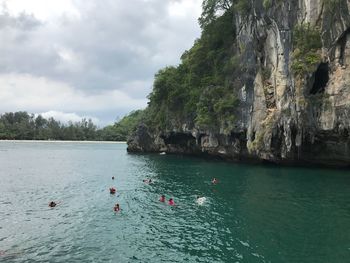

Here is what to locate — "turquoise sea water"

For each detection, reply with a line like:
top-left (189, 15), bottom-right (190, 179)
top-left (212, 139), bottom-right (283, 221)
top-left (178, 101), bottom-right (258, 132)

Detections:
top-left (0, 141), bottom-right (349, 262)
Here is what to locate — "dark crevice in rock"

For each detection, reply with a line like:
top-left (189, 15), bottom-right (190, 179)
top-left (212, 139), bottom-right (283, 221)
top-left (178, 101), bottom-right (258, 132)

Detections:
top-left (260, 55), bottom-right (265, 65)
top-left (310, 62), bottom-right (329, 94)
top-left (251, 131), bottom-right (256, 141)
top-left (291, 125), bottom-right (298, 146)
top-left (197, 134), bottom-right (204, 145)
top-left (230, 131), bottom-right (246, 141)
top-left (341, 128), bottom-right (349, 138)
top-left (271, 126), bottom-right (283, 151)
top-left (162, 132), bottom-right (195, 146)
top-left (338, 28), bottom-right (350, 66)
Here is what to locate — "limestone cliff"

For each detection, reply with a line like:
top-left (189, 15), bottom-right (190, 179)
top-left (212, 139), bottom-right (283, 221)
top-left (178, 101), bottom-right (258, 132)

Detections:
top-left (128, 0), bottom-right (350, 167)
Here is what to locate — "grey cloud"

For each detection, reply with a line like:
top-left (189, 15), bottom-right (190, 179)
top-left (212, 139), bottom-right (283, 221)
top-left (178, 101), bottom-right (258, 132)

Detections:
top-left (0, 0), bottom-right (201, 122)
top-left (0, 10), bottom-right (41, 30)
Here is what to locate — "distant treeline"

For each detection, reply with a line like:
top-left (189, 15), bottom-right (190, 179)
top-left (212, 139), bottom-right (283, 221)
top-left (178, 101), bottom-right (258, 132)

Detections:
top-left (0, 111), bottom-right (143, 141)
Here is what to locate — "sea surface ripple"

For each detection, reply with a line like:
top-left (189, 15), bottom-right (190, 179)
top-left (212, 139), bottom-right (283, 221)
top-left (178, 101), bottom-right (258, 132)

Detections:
top-left (0, 141), bottom-right (349, 262)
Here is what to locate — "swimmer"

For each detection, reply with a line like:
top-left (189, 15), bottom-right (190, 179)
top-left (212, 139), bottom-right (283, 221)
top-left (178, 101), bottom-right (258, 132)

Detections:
top-left (211, 178), bottom-right (218, 184)
top-left (109, 187), bottom-right (116, 194)
top-left (168, 198), bottom-right (175, 206)
top-left (112, 176), bottom-right (115, 180)
top-left (196, 196), bottom-right (206, 205)
top-left (143, 179), bottom-right (152, 184)
top-left (48, 201), bottom-right (57, 207)
top-left (159, 195), bottom-right (165, 202)
top-left (113, 203), bottom-right (120, 212)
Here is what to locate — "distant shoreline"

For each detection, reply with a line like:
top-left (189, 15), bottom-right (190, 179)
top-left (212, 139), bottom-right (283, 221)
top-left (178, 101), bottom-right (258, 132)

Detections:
top-left (0, 140), bottom-right (126, 144)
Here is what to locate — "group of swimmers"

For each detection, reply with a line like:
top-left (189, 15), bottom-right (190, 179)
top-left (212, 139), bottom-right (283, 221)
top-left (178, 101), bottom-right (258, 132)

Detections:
top-left (110, 176), bottom-right (120, 212)
top-left (157, 177), bottom-right (218, 206)
top-left (159, 195), bottom-right (175, 206)
top-left (49, 176), bottom-right (219, 210)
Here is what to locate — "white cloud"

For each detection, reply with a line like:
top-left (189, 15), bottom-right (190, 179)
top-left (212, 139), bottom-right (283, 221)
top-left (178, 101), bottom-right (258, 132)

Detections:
top-left (3, 0), bottom-right (81, 21)
top-left (0, 73), bottom-right (147, 114)
top-left (55, 46), bottom-right (85, 73)
top-left (168, 0), bottom-right (202, 18)
top-left (0, 0), bottom-right (202, 124)
top-left (38, 110), bottom-right (100, 124)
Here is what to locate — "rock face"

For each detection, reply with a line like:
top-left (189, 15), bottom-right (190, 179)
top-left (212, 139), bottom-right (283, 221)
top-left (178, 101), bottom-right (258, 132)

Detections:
top-left (128, 0), bottom-right (350, 167)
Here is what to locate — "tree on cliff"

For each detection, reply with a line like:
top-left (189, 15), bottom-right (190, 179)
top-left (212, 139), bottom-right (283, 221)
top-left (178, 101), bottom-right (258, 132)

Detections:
top-left (199, 0), bottom-right (233, 29)
top-left (145, 1), bottom-right (238, 132)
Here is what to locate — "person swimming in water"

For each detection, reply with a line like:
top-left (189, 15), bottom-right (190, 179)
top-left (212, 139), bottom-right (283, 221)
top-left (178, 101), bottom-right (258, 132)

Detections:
top-left (143, 179), bottom-right (152, 184)
top-left (48, 201), bottom-right (57, 207)
top-left (109, 187), bottom-right (116, 194)
top-left (168, 198), bottom-right (175, 206)
top-left (113, 203), bottom-right (120, 212)
top-left (159, 195), bottom-right (165, 202)
top-left (196, 196), bottom-right (206, 205)
top-left (211, 178), bottom-right (218, 184)
top-left (112, 176), bottom-right (115, 180)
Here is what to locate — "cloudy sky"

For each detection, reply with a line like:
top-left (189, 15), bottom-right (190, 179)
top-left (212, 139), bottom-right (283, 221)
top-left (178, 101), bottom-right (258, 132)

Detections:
top-left (0, 0), bottom-right (202, 125)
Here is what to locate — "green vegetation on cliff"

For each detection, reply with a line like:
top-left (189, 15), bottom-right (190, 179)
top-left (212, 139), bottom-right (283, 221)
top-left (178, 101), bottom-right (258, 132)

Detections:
top-left (99, 110), bottom-right (144, 141)
top-left (145, 1), bottom-right (240, 132)
top-left (131, 0), bottom-right (325, 135)
top-left (291, 23), bottom-right (322, 76)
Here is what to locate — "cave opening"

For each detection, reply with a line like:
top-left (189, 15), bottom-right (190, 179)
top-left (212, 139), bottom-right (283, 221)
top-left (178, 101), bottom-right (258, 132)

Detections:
top-left (163, 132), bottom-right (196, 146)
top-left (310, 62), bottom-right (329, 94)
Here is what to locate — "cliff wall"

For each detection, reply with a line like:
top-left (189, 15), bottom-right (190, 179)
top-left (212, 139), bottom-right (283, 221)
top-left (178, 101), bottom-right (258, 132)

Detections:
top-left (128, 0), bottom-right (350, 167)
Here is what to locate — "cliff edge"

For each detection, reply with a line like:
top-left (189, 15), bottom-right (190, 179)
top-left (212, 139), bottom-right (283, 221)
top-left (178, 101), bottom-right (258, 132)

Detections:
top-left (128, 0), bottom-right (350, 167)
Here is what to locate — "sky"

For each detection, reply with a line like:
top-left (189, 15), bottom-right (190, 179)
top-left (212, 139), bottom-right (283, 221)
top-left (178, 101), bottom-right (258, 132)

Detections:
top-left (0, 0), bottom-right (202, 126)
